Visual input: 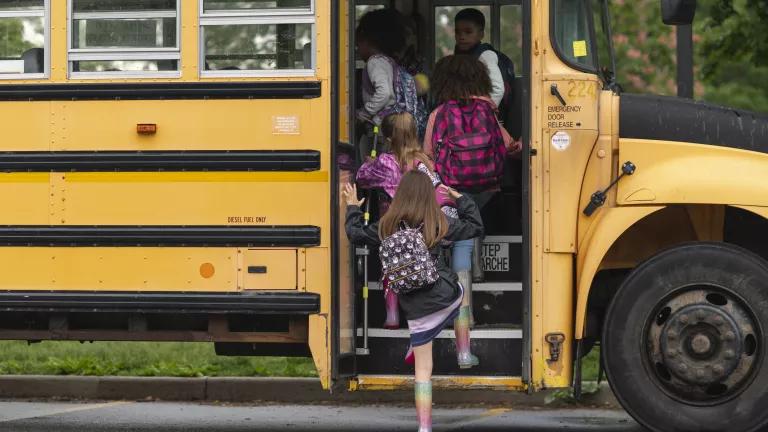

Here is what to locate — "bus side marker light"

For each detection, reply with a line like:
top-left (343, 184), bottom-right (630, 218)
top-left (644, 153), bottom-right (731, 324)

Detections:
top-left (137, 124), bottom-right (158, 135)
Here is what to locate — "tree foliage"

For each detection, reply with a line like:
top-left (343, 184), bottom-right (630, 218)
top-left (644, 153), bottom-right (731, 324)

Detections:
top-left (697, 0), bottom-right (768, 78)
top-left (0, 19), bottom-right (35, 58)
top-left (609, 0), bottom-right (677, 95)
top-left (605, 0), bottom-right (768, 114)
top-left (695, 0), bottom-right (768, 113)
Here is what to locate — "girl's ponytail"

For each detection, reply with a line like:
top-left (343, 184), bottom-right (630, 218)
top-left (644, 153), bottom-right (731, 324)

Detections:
top-left (382, 112), bottom-right (433, 172)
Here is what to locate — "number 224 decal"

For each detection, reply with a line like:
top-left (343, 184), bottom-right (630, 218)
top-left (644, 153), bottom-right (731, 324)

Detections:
top-left (568, 81), bottom-right (598, 98)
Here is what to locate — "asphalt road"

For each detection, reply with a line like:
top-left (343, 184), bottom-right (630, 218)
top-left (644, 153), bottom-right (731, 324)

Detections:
top-left (0, 401), bottom-right (644, 431)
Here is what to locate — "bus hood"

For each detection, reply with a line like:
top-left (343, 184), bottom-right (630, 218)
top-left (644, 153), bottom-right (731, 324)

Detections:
top-left (619, 93), bottom-right (768, 152)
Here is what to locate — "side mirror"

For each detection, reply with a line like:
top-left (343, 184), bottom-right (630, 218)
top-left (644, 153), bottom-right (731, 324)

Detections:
top-left (661, 0), bottom-right (697, 25)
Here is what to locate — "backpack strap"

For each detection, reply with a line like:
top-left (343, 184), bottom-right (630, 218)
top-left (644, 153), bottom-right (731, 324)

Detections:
top-left (399, 221), bottom-right (424, 231)
top-left (470, 96), bottom-right (513, 150)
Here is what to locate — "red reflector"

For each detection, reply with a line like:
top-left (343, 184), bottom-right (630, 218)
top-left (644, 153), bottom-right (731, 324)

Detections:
top-left (137, 124), bottom-right (157, 135)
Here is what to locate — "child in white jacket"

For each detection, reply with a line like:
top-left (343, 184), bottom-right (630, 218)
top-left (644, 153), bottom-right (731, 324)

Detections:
top-left (453, 8), bottom-right (505, 107)
top-left (356, 9), bottom-right (406, 125)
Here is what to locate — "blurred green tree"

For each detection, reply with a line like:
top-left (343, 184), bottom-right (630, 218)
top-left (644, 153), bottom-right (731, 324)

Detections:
top-left (696, 0), bottom-right (768, 112)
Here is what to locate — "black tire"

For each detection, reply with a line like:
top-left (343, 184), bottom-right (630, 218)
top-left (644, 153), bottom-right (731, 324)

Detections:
top-left (603, 242), bottom-right (768, 432)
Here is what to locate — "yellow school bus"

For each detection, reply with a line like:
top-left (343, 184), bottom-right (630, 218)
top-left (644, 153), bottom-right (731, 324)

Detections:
top-left (1, 1), bottom-right (767, 431)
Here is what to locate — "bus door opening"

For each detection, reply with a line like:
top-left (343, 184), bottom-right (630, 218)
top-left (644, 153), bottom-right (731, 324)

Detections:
top-left (340, 0), bottom-right (528, 380)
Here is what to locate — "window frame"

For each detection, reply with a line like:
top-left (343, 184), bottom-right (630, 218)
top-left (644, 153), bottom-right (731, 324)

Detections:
top-left (66, 0), bottom-right (182, 79)
top-left (198, 0), bottom-right (316, 78)
top-left (0, 0), bottom-right (50, 80)
top-left (548, 0), bottom-right (599, 74)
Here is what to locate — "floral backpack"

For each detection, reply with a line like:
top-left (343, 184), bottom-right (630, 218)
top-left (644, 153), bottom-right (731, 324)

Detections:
top-left (379, 223), bottom-right (439, 294)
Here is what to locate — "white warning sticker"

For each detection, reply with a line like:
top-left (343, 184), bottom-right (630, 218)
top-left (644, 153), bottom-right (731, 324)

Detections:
top-left (272, 116), bottom-right (300, 135)
top-left (482, 242), bottom-right (510, 272)
top-left (551, 131), bottom-right (571, 151)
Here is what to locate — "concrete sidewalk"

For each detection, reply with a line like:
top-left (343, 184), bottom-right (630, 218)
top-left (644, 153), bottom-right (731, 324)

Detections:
top-left (0, 375), bottom-right (619, 408)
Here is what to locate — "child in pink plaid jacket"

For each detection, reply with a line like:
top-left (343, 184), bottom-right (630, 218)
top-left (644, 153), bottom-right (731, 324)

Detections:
top-left (424, 54), bottom-right (518, 325)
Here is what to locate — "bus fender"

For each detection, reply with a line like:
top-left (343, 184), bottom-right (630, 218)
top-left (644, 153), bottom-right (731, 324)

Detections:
top-left (575, 205), bottom-right (665, 339)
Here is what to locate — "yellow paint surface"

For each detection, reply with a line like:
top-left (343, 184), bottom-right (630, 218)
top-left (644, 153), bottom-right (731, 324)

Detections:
top-left (0, 0), bottom-right (335, 390)
top-left (242, 249), bottom-right (298, 290)
top-left (0, 247), bottom-right (238, 292)
top-left (352, 375), bottom-right (527, 392)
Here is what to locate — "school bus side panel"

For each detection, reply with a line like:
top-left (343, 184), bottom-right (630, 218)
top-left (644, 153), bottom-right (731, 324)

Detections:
top-left (618, 139), bottom-right (768, 207)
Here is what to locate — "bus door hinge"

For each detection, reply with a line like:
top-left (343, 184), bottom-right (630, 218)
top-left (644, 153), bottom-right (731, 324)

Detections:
top-left (545, 332), bottom-right (566, 363)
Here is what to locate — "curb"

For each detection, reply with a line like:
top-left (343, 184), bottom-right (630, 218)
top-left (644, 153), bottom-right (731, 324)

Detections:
top-left (0, 376), bottom-right (620, 408)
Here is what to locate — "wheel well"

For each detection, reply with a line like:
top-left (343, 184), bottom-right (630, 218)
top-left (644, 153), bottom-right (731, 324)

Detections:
top-left (584, 205), bottom-right (768, 341)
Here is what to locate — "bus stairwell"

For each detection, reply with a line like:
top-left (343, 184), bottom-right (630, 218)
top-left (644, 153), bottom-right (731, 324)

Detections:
top-left (352, 160), bottom-right (524, 380)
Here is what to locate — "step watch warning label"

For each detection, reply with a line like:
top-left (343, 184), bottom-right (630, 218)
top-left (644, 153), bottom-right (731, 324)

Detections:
top-left (482, 242), bottom-right (510, 272)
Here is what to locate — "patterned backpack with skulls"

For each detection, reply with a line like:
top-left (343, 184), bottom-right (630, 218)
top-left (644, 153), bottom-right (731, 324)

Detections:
top-left (379, 223), bottom-right (439, 295)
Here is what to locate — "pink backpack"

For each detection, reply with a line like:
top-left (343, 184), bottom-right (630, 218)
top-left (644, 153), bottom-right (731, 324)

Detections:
top-left (426, 98), bottom-right (508, 192)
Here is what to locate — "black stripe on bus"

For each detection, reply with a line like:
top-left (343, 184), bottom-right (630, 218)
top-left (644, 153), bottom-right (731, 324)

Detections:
top-left (0, 291), bottom-right (320, 315)
top-left (0, 81), bottom-right (321, 101)
top-left (0, 150), bottom-right (320, 172)
top-left (0, 226), bottom-right (320, 247)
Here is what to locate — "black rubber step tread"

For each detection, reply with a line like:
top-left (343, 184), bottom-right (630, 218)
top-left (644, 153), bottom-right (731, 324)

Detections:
top-left (355, 333), bottom-right (522, 376)
top-left (359, 290), bottom-right (523, 328)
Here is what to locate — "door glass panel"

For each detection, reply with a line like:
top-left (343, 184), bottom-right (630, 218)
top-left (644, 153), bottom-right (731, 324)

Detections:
top-left (434, 5), bottom-right (491, 61)
top-left (500, 4), bottom-right (523, 75)
top-left (551, 0), bottom-right (596, 70)
top-left (354, 4), bottom-right (386, 63)
top-left (355, 4), bottom-right (385, 27)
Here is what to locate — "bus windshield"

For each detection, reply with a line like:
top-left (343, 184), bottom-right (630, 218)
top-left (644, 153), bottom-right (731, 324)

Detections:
top-left (551, 0), bottom-right (617, 88)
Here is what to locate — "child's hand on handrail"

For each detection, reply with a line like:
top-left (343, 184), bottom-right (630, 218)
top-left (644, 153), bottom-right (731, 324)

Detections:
top-left (343, 183), bottom-right (366, 207)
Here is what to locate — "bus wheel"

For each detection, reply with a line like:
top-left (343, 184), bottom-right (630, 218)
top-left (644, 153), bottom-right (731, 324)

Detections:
top-left (603, 243), bottom-right (768, 432)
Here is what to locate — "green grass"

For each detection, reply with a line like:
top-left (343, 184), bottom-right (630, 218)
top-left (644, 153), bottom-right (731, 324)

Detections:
top-left (0, 340), bottom-right (600, 380)
top-left (582, 348), bottom-right (601, 381)
top-left (0, 341), bottom-right (318, 377)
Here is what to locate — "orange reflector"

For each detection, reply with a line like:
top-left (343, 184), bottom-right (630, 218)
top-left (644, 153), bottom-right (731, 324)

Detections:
top-left (200, 263), bottom-right (215, 279)
top-left (137, 124), bottom-right (157, 135)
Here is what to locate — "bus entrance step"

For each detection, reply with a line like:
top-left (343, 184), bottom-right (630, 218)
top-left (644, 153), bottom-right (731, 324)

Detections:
top-left (355, 328), bottom-right (522, 376)
top-left (360, 284), bottom-right (523, 328)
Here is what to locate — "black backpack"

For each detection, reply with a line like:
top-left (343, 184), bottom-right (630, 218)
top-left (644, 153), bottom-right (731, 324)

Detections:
top-left (472, 43), bottom-right (517, 139)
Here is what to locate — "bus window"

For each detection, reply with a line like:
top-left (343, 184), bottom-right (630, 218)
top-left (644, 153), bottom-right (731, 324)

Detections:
top-left (0, 0), bottom-right (47, 78)
top-left (551, 0), bottom-right (597, 71)
top-left (434, 5), bottom-right (491, 61)
top-left (203, 0), bottom-right (311, 13)
top-left (200, 0), bottom-right (315, 76)
top-left (69, 0), bottom-right (180, 77)
top-left (500, 3), bottom-right (523, 75)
